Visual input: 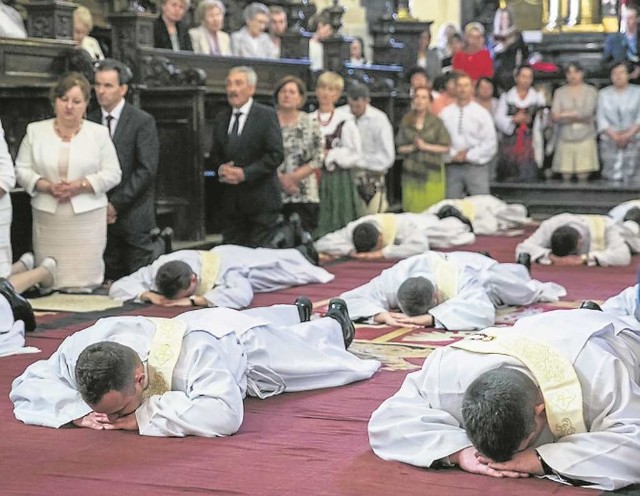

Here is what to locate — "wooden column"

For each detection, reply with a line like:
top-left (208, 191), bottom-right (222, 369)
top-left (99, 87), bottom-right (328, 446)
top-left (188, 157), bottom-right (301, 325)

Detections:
top-left (108, 12), bottom-right (156, 80)
top-left (25, 0), bottom-right (77, 40)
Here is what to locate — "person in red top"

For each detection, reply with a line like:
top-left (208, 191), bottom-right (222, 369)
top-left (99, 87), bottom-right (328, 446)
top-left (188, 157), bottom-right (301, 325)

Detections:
top-left (453, 22), bottom-right (494, 82)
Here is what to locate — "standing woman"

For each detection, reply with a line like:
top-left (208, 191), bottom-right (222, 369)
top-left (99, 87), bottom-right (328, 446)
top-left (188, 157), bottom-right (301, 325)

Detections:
top-left (15, 72), bottom-right (121, 291)
top-left (309, 71), bottom-right (363, 239)
top-left (154, 0), bottom-right (193, 51)
top-left (395, 86), bottom-right (451, 212)
top-left (551, 62), bottom-right (599, 182)
top-left (494, 65), bottom-right (546, 182)
top-left (275, 75), bottom-right (323, 232)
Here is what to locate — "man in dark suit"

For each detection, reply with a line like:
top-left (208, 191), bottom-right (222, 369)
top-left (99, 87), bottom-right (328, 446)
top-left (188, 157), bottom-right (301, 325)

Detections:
top-left (88, 59), bottom-right (163, 281)
top-left (209, 66), bottom-right (284, 247)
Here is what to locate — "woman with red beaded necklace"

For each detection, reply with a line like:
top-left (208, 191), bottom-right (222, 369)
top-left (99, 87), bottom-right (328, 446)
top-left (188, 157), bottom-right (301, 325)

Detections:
top-left (15, 72), bottom-right (121, 292)
top-left (308, 71), bottom-right (364, 239)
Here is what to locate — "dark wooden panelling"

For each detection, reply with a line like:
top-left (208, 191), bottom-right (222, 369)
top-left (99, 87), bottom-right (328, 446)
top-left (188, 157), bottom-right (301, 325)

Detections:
top-left (140, 87), bottom-right (206, 241)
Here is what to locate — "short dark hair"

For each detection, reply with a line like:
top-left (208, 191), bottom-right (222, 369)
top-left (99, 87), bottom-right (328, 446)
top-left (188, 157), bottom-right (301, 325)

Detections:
top-left (155, 260), bottom-right (193, 298)
top-left (462, 368), bottom-right (539, 462)
top-left (397, 276), bottom-right (435, 316)
top-left (352, 222), bottom-right (380, 253)
top-left (623, 206), bottom-right (640, 225)
top-left (95, 58), bottom-right (133, 85)
top-left (50, 71), bottom-right (91, 105)
top-left (274, 75), bottom-right (307, 107)
top-left (550, 225), bottom-right (580, 256)
top-left (406, 66), bottom-right (429, 84)
top-left (75, 341), bottom-right (140, 405)
top-left (347, 81), bottom-right (370, 100)
top-left (436, 205), bottom-right (474, 232)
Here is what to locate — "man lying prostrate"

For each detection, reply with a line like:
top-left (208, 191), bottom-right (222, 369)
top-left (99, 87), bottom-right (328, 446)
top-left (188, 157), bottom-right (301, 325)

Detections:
top-left (340, 251), bottom-right (565, 331)
top-left (608, 201), bottom-right (640, 253)
top-left (602, 283), bottom-right (640, 320)
top-left (0, 280), bottom-right (36, 355)
top-left (11, 299), bottom-right (380, 436)
top-left (368, 309), bottom-right (640, 491)
top-left (109, 245), bottom-right (333, 309)
top-left (515, 213), bottom-right (632, 267)
top-left (314, 212), bottom-right (475, 261)
top-left (424, 194), bottom-right (531, 235)
top-left (340, 251), bottom-right (495, 331)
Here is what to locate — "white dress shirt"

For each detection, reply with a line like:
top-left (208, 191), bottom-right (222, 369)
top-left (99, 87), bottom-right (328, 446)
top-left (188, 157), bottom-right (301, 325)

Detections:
top-left (101, 98), bottom-right (126, 136)
top-left (227, 98), bottom-right (253, 136)
top-left (439, 100), bottom-right (497, 165)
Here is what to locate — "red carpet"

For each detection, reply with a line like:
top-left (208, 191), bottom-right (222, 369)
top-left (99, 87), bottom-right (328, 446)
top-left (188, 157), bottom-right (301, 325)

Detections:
top-left (1, 230), bottom-right (637, 495)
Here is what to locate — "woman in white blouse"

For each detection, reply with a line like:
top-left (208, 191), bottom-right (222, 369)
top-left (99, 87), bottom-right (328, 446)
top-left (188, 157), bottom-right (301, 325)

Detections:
top-left (15, 72), bottom-right (121, 291)
top-left (309, 71), bottom-right (363, 238)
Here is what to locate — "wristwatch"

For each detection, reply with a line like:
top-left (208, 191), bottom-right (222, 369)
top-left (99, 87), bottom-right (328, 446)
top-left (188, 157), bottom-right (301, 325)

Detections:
top-left (581, 254), bottom-right (589, 265)
top-left (81, 179), bottom-right (89, 191)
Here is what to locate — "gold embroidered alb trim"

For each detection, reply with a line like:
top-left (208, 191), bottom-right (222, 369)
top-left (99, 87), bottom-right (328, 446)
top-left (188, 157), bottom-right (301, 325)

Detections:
top-left (451, 332), bottom-right (587, 438)
top-left (142, 317), bottom-right (188, 399)
top-left (196, 250), bottom-right (221, 296)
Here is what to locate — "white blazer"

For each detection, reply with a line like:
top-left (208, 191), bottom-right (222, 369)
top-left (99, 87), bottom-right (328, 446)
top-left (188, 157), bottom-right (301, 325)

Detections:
top-left (189, 26), bottom-right (231, 56)
top-left (15, 118), bottom-right (122, 214)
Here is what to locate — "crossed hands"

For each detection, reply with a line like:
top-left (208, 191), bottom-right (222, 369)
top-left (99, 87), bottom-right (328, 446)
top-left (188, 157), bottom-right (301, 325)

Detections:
top-left (373, 311), bottom-right (434, 328)
top-left (48, 180), bottom-right (84, 202)
top-left (451, 447), bottom-right (543, 478)
top-left (73, 411), bottom-right (139, 432)
top-left (218, 161), bottom-right (245, 185)
top-left (350, 250), bottom-right (384, 261)
top-left (548, 254), bottom-right (583, 266)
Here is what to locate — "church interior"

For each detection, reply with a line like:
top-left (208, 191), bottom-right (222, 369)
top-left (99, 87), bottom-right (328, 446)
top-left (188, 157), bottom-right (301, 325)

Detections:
top-left (2, 0), bottom-right (640, 494)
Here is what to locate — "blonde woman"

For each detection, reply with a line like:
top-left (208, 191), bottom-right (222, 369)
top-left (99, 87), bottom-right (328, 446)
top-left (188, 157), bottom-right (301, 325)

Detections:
top-left (15, 72), bottom-right (121, 291)
top-left (396, 87), bottom-right (451, 212)
top-left (189, 0), bottom-right (231, 56)
top-left (309, 71), bottom-right (363, 238)
top-left (72, 7), bottom-right (104, 61)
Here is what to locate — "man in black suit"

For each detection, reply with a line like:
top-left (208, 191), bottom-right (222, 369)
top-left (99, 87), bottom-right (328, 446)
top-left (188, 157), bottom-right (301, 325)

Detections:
top-left (210, 66), bottom-right (284, 247)
top-left (89, 59), bottom-right (163, 281)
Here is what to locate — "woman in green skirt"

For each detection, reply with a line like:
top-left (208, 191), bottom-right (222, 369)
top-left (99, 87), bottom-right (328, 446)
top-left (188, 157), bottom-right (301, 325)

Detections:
top-left (310, 71), bottom-right (364, 239)
top-left (396, 86), bottom-right (451, 212)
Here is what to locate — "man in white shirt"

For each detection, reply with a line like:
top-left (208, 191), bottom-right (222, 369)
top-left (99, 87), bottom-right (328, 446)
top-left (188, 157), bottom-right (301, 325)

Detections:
top-left (314, 213), bottom-right (475, 261)
top-left (109, 245), bottom-right (333, 310)
top-left (11, 300), bottom-right (380, 437)
top-left (368, 309), bottom-right (640, 491)
top-left (515, 212), bottom-right (632, 267)
top-left (439, 73), bottom-right (497, 198)
top-left (338, 83), bottom-right (395, 214)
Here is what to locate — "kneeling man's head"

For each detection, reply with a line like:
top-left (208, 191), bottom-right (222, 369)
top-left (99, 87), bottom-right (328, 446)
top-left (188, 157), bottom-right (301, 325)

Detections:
top-left (623, 207), bottom-right (640, 226)
top-left (397, 276), bottom-right (436, 316)
top-left (156, 260), bottom-right (198, 299)
top-left (550, 226), bottom-right (581, 257)
top-left (462, 368), bottom-right (546, 462)
top-left (76, 341), bottom-right (145, 420)
top-left (353, 222), bottom-right (384, 253)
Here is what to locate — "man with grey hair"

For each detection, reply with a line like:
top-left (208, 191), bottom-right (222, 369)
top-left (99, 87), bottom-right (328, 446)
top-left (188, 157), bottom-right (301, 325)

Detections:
top-left (208, 66), bottom-right (284, 247)
top-left (231, 2), bottom-right (278, 59)
top-left (369, 309), bottom-right (640, 491)
top-left (338, 82), bottom-right (395, 214)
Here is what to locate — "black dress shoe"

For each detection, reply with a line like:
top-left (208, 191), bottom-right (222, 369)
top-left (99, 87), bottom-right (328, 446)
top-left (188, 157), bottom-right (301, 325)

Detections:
top-left (326, 298), bottom-right (355, 349)
top-left (580, 300), bottom-right (603, 311)
top-left (294, 242), bottom-right (319, 266)
top-left (160, 227), bottom-right (174, 253)
top-left (516, 253), bottom-right (531, 273)
top-left (294, 296), bottom-right (312, 322)
top-left (0, 278), bottom-right (35, 333)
